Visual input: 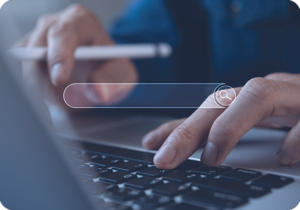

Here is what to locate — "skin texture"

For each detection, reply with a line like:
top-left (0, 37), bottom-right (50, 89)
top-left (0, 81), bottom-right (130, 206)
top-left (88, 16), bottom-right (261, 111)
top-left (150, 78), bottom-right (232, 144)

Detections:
top-left (15, 4), bottom-right (138, 109)
top-left (142, 73), bottom-right (300, 168)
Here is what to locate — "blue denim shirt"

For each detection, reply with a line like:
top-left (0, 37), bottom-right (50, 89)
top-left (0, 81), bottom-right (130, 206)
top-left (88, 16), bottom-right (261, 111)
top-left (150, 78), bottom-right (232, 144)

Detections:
top-left (111, 0), bottom-right (300, 86)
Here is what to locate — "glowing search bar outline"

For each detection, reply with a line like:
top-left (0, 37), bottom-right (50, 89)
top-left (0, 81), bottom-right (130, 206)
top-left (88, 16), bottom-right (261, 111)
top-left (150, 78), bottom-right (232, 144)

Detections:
top-left (63, 83), bottom-right (236, 109)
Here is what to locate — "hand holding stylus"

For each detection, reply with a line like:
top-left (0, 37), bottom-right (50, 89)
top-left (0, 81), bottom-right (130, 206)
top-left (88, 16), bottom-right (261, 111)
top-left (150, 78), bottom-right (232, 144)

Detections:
top-left (14, 4), bottom-right (138, 107)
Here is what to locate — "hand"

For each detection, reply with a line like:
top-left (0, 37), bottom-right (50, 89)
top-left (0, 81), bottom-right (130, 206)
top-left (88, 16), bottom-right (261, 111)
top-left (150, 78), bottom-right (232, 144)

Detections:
top-left (14, 4), bottom-right (137, 109)
top-left (142, 73), bottom-right (300, 168)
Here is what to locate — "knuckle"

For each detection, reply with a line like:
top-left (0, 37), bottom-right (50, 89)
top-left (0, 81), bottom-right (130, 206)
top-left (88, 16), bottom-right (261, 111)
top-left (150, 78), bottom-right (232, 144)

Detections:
top-left (246, 77), bottom-right (266, 89)
top-left (276, 104), bottom-right (295, 116)
top-left (264, 72), bottom-right (282, 80)
top-left (171, 121), bottom-right (199, 146)
top-left (68, 4), bottom-right (89, 16)
top-left (48, 51), bottom-right (70, 65)
top-left (243, 77), bottom-right (276, 101)
top-left (48, 54), bottom-right (64, 63)
top-left (37, 14), bottom-right (53, 27)
top-left (47, 44), bottom-right (73, 64)
top-left (213, 119), bottom-right (236, 140)
top-left (265, 72), bottom-right (296, 81)
top-left (49, 21), bottom-right (75, 35)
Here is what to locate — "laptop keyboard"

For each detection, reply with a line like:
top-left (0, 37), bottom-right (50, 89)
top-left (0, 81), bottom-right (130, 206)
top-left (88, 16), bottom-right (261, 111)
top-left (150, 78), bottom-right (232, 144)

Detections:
top-left (66, 141), bottom-right (295, 210)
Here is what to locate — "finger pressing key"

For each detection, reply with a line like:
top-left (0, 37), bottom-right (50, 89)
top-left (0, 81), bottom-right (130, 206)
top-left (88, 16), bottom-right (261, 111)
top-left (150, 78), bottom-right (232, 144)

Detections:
top-left (153, 89), bottom-right (240, 169)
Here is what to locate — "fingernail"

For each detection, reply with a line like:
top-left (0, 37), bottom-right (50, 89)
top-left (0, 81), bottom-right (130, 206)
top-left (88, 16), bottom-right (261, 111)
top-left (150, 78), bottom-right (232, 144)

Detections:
top-left (51, 63), bottom-right (63, 86)
top-left (142, 130), bottom-right (160, 147)
top-left (201, 142), bottom-right (218, 166)
top-left (276, 147), bottom-right (292, 165)
top-left (154, 144), bottom-right (176, 165)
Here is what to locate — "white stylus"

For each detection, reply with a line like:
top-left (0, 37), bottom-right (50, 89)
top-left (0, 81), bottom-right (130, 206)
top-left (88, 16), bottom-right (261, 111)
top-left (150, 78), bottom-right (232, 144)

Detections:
top-left (10, 43), bottom-right (172, 61)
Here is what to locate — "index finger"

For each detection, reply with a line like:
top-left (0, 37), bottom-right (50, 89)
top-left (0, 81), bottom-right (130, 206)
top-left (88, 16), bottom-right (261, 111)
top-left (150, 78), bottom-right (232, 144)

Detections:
top-left (47, 5), bottom-right (110, 86)
top-left (153, 88), bottom-right (241, 169)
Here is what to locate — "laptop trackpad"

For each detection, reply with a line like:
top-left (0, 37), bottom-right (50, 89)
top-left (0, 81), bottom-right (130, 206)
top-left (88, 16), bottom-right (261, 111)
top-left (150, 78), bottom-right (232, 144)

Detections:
top-left (75, 116), bottom-right (174, 148)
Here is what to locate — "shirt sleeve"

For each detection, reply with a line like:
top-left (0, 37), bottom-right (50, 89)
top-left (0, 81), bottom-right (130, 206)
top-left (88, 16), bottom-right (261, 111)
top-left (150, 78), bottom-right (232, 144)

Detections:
top-left (202, 0), bottom-right (300, 86)
top-left (110, 0), bottom-right (179, 83)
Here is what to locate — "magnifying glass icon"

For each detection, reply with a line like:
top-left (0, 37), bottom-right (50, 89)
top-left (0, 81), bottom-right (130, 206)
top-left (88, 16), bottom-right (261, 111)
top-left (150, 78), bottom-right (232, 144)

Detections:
top-left (219, 90), bottom-right (232, 101)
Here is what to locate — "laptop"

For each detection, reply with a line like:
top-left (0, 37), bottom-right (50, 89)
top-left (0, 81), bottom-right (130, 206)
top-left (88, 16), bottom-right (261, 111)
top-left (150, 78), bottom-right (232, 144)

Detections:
top-left (0, 54), bottom-right (299, 210)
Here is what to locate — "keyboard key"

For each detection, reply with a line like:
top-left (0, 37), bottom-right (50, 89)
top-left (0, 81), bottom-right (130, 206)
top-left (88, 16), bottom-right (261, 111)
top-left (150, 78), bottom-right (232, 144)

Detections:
top-left (69, 150), bottom-right (88, 162)
top-left (192, 166), bottom-right (232, 177)
top-left (85, 181), bottom-right (118, 195)
top-left (152, 182), bottom-right (191, 196)
top-left (168, 203), bottom-right (206, 210)
top-left (99, 171), bottom-right (137, 184)
top-left (112, 162), bottom-right (147, 172)
top-left (137, 167), bottom-right (174, 178)
top-left (108, 188), bottom-right (144, 201)
top-left (69, 142), bottom-right (155, 164)
top-left (81, 177), bottom-right (94, 185)
top-left (69, 159), bottom-right (83, 167)
top-left (114, 204), bottom-right (133, 210)
top-left (163, 171), bottom-right (199, 183)
top-left (175, 160), bottom-right (203, 171)
top-left (192, 177), bottom-right (270, 198)
top-left (81, 178), bottom-right (100, 194)
top-left (93, 199), bottom-right (116, 210)
top-left (252, 174), bottom-right (294, 189)
top-left (183, 189), bottom-right (248, 208)
top-left (75, 164), bottom-right (104, 178)
top-left (97, 169), bottom-right (113, 177)
top-left (102, 183), bottom-right (119, 192)
top-left (94, 201), bottom-right (132, 210)
top-left (81, 178), bottom-right (117, 194)
top-left (134, 194), bottom-right (172, 209)
top-left (76, 164), bottom-right (112, 177)
top-left (89, 155), bottom-right (123, 167)
top-left (220, 168), bottom-right (262, 182)
top-left (125, 177), bottom-right (163, 190)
